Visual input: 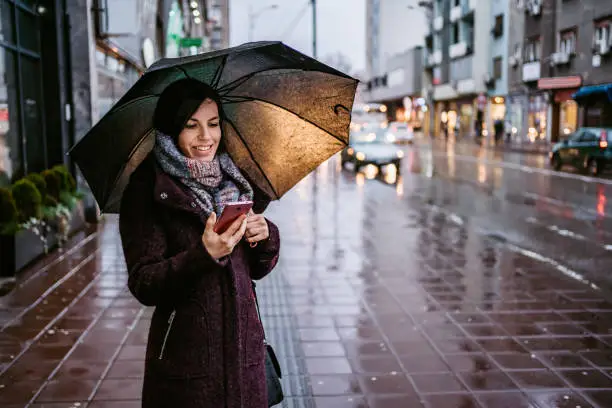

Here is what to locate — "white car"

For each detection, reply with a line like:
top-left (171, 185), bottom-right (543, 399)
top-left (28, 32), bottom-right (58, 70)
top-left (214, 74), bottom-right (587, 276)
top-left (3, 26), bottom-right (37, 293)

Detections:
top-left (385, 122), bottom-right (414, 144)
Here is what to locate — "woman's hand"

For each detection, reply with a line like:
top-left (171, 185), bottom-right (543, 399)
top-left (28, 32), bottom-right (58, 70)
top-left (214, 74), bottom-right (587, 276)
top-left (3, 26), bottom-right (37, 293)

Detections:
top-left (245, 211), bottom-right (269, 244)
top-left (202, 212), bottom-right (247, 259)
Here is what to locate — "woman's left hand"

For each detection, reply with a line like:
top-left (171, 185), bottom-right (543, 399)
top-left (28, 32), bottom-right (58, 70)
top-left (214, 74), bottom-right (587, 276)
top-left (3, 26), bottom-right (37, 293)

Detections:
top-left (245, 211), bottom-right (269, 244)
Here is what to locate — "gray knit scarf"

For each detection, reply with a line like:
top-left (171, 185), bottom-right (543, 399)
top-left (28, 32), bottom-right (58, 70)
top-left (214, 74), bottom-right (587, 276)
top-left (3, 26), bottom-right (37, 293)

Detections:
top-left (153, 131), bottom-right (254, 219)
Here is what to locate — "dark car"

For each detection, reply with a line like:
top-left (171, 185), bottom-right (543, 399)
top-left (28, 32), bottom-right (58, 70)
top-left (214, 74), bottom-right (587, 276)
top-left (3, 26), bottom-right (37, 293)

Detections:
top-left (549, 127), bottom-right (612, 176)
top-left (341, 127), bottom-right (404, 172)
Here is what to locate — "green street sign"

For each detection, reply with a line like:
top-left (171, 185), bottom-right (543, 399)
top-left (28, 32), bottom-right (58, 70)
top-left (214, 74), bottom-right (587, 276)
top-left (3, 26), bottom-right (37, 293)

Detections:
top-left (179, 37), bottom-right (203, 48)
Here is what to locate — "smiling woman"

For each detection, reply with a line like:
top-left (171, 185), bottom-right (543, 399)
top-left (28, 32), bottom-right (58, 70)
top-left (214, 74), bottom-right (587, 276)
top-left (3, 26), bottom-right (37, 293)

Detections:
top-left (119, 77), bottom-right (282, 408)
top-left (176, 99), bottom-right (222, 161)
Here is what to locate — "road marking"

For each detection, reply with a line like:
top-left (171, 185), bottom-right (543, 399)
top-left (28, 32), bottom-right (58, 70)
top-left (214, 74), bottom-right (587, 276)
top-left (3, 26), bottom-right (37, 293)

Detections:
top-left (426, 203), bottom-right (599, 291)
top-left (523, 216), bottom-right (612, 250)
top-left (421, 148), bottom-right (612, 185)
top-left (505, 243), bottom-right (598, 291)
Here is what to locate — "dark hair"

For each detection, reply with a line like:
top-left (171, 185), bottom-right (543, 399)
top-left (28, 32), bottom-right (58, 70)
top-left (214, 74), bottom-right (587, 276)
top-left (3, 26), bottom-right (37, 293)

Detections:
top-left (153, 78), bottom-right (222, 140)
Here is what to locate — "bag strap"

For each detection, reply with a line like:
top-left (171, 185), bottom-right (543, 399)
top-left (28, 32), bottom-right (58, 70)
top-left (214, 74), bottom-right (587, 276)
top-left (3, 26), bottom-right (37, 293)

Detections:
top-left (251, 281), bottom-right (267, 341)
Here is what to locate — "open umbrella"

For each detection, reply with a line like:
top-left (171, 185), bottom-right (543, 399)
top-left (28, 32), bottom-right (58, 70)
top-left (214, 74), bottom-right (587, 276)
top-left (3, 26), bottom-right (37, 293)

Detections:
top-left (69, 41), bottom-right (358, 212)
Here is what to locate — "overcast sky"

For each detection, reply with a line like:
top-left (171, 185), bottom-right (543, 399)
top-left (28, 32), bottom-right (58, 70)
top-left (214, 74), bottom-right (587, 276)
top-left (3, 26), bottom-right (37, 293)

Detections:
top-left (229, 0), bottom-right (366, 73)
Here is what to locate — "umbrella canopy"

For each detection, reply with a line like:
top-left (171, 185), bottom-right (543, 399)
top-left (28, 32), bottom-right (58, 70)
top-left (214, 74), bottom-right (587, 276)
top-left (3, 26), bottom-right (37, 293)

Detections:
top-left (69, 41), bottom-right (358, 213)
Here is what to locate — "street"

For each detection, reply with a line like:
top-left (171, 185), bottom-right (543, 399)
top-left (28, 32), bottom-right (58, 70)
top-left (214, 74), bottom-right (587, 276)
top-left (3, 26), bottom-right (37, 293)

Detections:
top-left (2, 140), bottom-right (612, 407)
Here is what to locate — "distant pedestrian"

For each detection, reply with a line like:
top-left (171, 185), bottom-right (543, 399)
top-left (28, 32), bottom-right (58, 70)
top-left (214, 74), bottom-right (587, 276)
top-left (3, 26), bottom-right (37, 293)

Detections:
top-left (494, 119), bottom-right (504, 145)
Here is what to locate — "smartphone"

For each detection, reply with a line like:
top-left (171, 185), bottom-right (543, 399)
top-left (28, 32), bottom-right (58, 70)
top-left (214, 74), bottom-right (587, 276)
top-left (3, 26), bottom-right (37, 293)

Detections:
top-left (213, 201), bottom-right (253, 234)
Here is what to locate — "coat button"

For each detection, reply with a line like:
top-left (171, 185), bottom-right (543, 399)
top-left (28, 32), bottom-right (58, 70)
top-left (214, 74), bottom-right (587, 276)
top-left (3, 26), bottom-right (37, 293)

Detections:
top-left (160, 192), bottom-right (168, 200)
top-left (190, 202), bottom-right (197, 208)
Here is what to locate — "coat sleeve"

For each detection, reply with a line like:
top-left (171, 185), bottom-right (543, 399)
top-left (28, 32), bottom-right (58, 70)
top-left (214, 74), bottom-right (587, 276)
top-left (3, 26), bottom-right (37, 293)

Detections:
top-left (119, 171), bottom-right (226, 307)
top-left (248, 218), bottom-right (280, 280)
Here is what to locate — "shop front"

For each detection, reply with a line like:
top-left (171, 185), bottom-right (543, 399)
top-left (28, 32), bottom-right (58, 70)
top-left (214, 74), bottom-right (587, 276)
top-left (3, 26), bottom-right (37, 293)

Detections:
top-left (527, 92), bottom-right (548, 143)
top-left (506, 93), bottom-right (527, 143)
top-left (0, 1), bottom-right (47, 182)
top-left (487, 96), bottom-right (506, 142)
top-left (450, 97), bottom-right (475, 140)
top-left (386, 96), bottom-right (427, 130)
top-left (573, 83), bottom-right (612, 128)
top-left (537, 76), bottom-right (581, 142)
top-left (432, 96), bottom-right (475, 140)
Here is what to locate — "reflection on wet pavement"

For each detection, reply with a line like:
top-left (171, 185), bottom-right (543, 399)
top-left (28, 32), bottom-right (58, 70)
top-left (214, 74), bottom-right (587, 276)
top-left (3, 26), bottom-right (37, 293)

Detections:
top-left (2, 151), bottom-right (612, 407)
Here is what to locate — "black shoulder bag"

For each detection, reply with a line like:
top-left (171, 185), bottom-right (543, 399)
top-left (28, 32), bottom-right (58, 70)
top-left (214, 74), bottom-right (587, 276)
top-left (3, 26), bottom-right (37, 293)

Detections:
top-left (252, 281), bottom-right (284, 406)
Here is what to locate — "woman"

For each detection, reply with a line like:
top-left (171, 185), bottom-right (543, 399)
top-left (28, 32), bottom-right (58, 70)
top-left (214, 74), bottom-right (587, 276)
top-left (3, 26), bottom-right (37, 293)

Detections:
top-left (119, 78), bottom-right (280, 408)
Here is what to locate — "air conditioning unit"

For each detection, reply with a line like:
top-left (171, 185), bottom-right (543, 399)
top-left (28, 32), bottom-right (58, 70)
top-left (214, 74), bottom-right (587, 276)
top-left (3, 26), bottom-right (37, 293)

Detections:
top-left (509, 55), bottom-right (519, 67)
top-left (484, 74), bottom-right (495, 88)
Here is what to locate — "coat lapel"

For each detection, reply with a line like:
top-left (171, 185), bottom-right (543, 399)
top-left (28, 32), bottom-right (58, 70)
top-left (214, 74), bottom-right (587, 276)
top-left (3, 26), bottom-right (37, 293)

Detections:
top-left (152, 162), bottom-right (203, 217)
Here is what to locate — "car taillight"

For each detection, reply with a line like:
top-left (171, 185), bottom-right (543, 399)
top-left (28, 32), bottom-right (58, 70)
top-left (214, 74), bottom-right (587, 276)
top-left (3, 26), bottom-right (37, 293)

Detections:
top-left (600, 130), bottom-right (609, 148)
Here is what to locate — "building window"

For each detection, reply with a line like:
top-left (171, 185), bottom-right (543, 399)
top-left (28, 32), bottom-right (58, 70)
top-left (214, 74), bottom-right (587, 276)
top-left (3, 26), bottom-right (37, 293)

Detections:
top-left (559, 29), bottom-right (577, 55)
top-left (451, 23), bottom-right (460, 44)
top-left (493, 56), bottom-right (502, 79)
top-left (0, 49), bottom-right (19, 184)
top-left (524, 38), bottom-right (541, 62)
top-left (593, 18), bottom-right (611, 55)
top-left (492, 14), bottom-right (503, 38)
top-left (0, 3), bottom-right (44, 179)
top-left (453, 0), bottom-right (461, 6)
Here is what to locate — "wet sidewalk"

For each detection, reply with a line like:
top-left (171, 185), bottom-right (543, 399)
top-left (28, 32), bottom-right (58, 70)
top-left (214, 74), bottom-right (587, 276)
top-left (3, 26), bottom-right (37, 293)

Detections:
top-left (2, 159), bottom-right (612, 407)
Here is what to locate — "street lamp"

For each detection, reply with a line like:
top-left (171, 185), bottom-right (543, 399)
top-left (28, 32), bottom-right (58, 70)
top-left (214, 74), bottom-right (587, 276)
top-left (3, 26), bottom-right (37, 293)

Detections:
top-left (248, 4), bottom-right (279, 42)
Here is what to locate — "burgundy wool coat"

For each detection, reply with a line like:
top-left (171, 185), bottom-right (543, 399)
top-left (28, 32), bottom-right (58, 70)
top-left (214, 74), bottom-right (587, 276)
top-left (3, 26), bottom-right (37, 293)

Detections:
top-left (119, 156), bottom-right (280, 408)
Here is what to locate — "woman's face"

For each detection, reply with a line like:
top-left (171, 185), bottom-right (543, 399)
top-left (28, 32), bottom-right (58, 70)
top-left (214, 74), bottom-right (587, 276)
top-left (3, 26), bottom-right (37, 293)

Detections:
top-left (177, 98), bottom-right (221, 161)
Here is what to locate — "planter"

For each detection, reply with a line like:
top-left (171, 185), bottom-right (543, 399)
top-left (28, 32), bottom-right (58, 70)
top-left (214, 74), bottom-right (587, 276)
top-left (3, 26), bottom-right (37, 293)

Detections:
top-left (0, 234), bottom-right (16, 278)
top-left (0, 203), bottom-right (86, 278)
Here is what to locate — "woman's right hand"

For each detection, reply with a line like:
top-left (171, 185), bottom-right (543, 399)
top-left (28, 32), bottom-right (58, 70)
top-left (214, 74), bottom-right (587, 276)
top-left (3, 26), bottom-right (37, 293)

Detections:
top-left (202, 212), bottom-right (247, 260)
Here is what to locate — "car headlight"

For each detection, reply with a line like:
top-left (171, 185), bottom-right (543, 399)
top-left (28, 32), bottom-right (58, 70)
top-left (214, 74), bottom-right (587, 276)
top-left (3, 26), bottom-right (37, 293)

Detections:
top-left (356, 152), bottom-right (366, 161)
top-left (386, 133), bottom-right (396, 142)
top-left (396, 150), bottom-right (404, 158)
top-left (347, 147), bottom-right (354, 155)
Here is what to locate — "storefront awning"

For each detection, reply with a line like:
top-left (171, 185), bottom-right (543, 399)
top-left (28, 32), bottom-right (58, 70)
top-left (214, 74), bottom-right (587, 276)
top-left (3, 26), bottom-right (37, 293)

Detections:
top-left (572, 84), bottom-right (612, 102)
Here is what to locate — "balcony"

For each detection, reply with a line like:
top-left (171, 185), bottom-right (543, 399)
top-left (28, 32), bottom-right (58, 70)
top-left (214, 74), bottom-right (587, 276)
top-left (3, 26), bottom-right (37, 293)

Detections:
top-left (450, 55), bottom-right (473, 81)
top-left (450, 5), bottom-right (462, 22)
top-left (449, 42), bottom-right (468, 59)
top-left (433, 16), bottom-right (444, 31)
top-left (522, 61), bottom-right (541, 82)
top-left (427, 50), bottom-right (442, 66)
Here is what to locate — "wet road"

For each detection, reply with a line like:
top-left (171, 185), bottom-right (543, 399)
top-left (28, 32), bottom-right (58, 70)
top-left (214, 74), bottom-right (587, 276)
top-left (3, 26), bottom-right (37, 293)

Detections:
top-left (1, 141), bottom-right (612, 407)
top-left (409, 139), bottom-right (612, 292)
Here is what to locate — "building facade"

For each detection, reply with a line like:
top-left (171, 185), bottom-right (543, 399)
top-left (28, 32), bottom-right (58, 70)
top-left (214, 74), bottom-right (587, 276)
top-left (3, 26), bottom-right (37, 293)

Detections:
top-left (507, 0), bottom-right (612, 144)
top-left (362, 47), bottom-right (426, 128)
top-left (423, 0), bottom-right (493, 139)
top-left (506, 0), bottom-right (527, 142)
top-left (206, 0), bottom-right (229, 50)
top-left (543, 0), bottom-right (612, 136)
top-left (0, 0), bottom-right (211, 192)
top-left (487, 0), bottom-right (510, 134)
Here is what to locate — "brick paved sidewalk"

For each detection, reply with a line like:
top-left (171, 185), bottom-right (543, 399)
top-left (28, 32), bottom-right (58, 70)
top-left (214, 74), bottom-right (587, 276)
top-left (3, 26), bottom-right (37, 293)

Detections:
top-left (2, 167), bottom-right (612, 407)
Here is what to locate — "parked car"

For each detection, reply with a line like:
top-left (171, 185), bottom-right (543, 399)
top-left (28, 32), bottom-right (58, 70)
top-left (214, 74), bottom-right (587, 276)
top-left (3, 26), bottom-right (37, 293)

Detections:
top-left (386, 121), bottom-right (414, 144)
top-left (341, 128), bottom-right (404, 172)
top-left (549, 127), bottom-right (612, 176)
